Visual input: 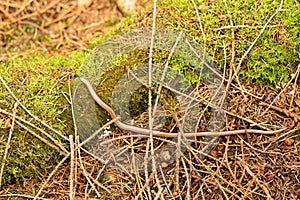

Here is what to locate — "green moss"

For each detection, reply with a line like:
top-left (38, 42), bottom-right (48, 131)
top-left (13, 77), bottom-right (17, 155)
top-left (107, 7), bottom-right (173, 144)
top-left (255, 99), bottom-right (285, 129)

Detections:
top-left (0, 51), bottom-right (86, 186)
top-left (113, 0), bottom-right (299, 87)
top-left (0, 128), bottom-right (62, 185)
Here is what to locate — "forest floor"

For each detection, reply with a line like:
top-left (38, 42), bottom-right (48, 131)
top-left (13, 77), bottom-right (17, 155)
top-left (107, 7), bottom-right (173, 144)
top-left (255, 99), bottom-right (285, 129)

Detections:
top-left (0, 0), bottom-right (299, 199)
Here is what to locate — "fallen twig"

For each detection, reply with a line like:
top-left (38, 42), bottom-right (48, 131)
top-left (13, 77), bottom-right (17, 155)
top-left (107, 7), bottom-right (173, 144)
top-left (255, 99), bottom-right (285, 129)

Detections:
top-left (0, 102), bottom-right (18, 188)
top-left (260, 102), bottom-right (300, 121)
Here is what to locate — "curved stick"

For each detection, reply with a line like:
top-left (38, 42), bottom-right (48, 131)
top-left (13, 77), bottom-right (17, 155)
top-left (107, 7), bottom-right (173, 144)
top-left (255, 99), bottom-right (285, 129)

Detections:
top-left (79, 78), bottom-right (285, 137)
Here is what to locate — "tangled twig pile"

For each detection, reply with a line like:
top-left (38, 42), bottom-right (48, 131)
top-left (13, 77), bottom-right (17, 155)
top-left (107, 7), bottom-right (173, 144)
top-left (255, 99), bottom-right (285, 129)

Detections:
top-left (0, 0), bottom-right (124, 60)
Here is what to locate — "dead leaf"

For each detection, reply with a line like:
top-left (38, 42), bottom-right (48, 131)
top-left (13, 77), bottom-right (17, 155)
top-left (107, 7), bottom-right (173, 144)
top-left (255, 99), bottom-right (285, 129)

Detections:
top-left (295, 99), bottom-right (300, 107)
top-left (211, 150), bottom-right (218, 159)
top-left (265, 174), bottom-right (275, 181)
top-left (283, 138), bottom-right (294, 146)
top-left (172, 191), bottom-right (178, 197)
top-left (4, 119), bottom-right (11, 129)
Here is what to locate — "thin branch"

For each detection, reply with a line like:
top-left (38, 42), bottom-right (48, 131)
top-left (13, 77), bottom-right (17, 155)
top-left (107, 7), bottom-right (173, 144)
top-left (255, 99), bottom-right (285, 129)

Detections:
top-left (261, 63), bottom-right (300, 116)
top-left (0, 102), bottom-right (18, 188)
top-left (0, 107), bottom-right (68, 154)
top-left (0, 75), bottom-right (68, 141)
top-left (260, 101), bottom-right (300, 121)
top-left (69, 135), bottom-right (75, 200)
top-left (33, 119), bottom-right (115, 199)
top-left (34, 152), bottom-right (70, 199)
top-left (15, 120), bottom-right (67, 155)
top-left (190, 0), bottom-right (206, 51)
top-left (77, 140), bottom-right (103, 197)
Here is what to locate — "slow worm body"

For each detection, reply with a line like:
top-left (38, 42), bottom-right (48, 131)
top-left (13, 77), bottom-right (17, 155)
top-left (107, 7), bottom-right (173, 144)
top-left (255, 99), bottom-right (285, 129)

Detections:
top-left (79, 78), bottom-right (284, 137)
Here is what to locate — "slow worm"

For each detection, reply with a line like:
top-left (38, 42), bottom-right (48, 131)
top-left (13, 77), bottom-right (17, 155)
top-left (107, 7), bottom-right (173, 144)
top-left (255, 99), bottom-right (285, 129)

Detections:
top-left (79, 78), bottom-right (285, 137)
